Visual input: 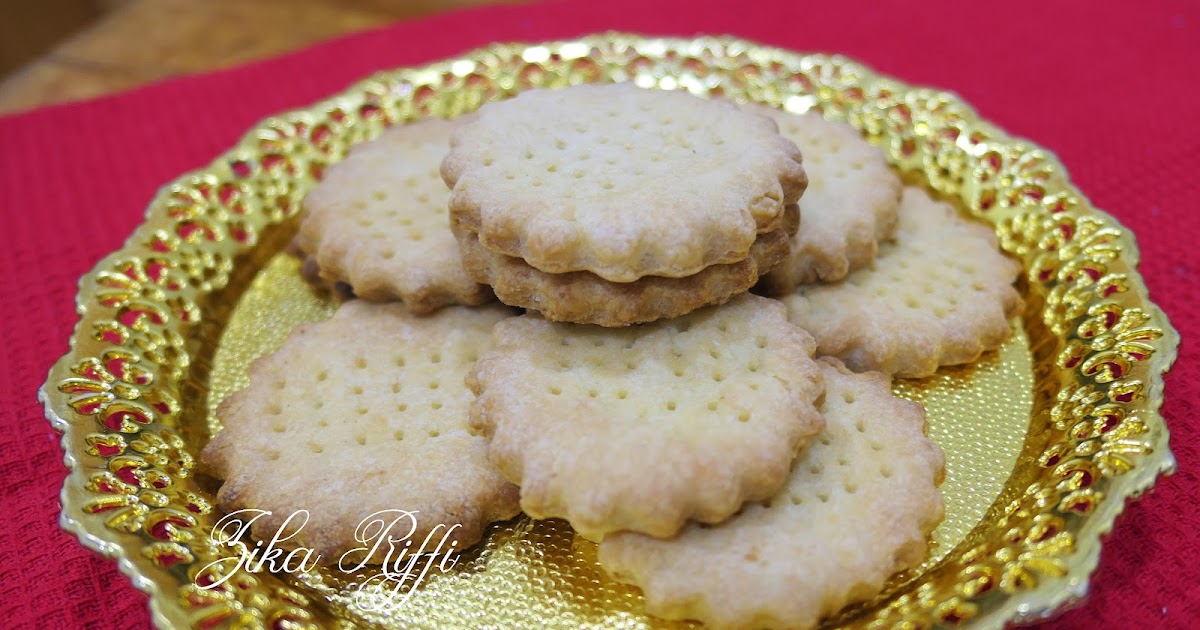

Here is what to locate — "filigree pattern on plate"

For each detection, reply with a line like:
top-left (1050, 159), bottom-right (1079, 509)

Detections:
top-left (41, 33), bottom-right (1177, 629)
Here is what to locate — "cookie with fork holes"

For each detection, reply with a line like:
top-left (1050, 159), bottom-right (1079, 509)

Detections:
top-left (441, 83), bottom-right (807, 282)
top-left (296, 117), bottom-right (493, 313)
top-left (598, 358), bottom-right (945, 630)
top-left (746, 103), bottom-right (902, 291)
top-left (466, 293), bottom-right (825, 540)
top-left (782, 186), bottom-right (1023, 378)
top-left (202, 300), bottom-right (520, 564)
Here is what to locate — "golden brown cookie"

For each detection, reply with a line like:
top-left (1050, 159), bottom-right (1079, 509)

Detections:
top-left (296, 118), bottom-right (493, 313)
top-left (598, 358), bottom-right (946, 630)
top-left (783, 186), bottom-right (1023, 378)
top-left (454, 205), bottom-right (798, 327)
top-left (442, 83), bottom-right (807, 282)
top-left (747, 103), bottom-right (902, 291)
top-left (202, 301), bottom-right (521, 564)
top-left (467, 294), bottom-right (825, 541)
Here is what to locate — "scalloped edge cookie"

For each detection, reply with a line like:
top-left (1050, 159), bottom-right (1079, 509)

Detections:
top-left (202, 301), bottom-right (521, 564)
top-left (442, 83), bottom-right (807, 282)
top-left (782, 186), bottom-right (1023, 378)
top-left (454, 205), bottom-right (798, 327)
top-left (598, 358), bottom-right (945, 630)
top-left (296, 118), bottom-right (493, 313)
top-left (747, 103), bottom-right (901, 291)
top-left (466, 294), bottom-right (825, 540)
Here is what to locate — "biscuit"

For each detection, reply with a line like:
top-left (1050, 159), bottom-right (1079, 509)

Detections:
top-left (442, 83), bottom-right (808, 282)
top-left (782, 187), bottom-right (1023, 378)
top-left (747, 103), bottom-right (901, 291)
top-left (454, 205), bottom-right (798, 327)
top-left (202, 301), bottom-right (521, 563)
top-left (466, 294), bottom-right (825, 540)
top-left (296, 118), bottom-right (493, 313)
top-left (598, 358), bottom-right (946, 630)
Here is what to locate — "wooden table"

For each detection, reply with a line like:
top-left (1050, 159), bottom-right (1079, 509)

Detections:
top-left (0, 0), bottom-right (520, 115)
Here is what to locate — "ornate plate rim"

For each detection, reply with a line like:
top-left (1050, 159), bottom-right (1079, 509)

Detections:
top-left (39, 32), bottom-right (1180, 629)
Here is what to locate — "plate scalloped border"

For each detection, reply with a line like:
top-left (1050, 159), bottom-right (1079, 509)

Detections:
top-left (40, 32), bottom-right (1178, 629)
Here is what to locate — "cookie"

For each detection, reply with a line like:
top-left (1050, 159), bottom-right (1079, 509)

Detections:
top-left (454, 205), bottom-right (798, 327)
top-left (598, 358), bottom-right (946, 630)
top-left (782, 186), bottom-right (1023, 378)
top-left (295, 117), bottom-right (493, 313)
top-left (442, 83), bottom-right (808, 282)
top-left (748, 104), bottom-right (902, 291)
top-left (467, 294), bottom-right (825, 540)
top-left (202, 301), bottom-right (521, 564)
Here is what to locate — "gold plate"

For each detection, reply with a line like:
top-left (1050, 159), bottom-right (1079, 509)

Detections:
top-left (40, 34), bottom-right (1179, 629)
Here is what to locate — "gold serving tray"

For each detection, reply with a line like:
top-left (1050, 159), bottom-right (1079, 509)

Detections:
top-left (40, 34), bottom-right (1178, 629)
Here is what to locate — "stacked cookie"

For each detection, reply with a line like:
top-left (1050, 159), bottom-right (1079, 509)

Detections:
top-left (441, 84), bottom-right (808, 326)
top-left (203, 83), bottom-right (1025, 630)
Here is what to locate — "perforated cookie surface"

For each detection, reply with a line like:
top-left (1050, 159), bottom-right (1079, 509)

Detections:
top-left (747, 104), bottom-right (902, 290)
top-left (297, 117), bottom-right (492, 312)
top-left (598, 358), bottom-right (945, 630)
top-left (783, 187), bottom-right (1023, 378)
top-left (442, 84), bottom-right (807, 282)
top-left (202, 301), bottom-right (520, 563)
top-left (467, 294), bottom-right (825, 540)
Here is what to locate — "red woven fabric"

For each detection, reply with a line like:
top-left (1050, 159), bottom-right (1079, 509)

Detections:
top-left (1, 0), bottom-right (1196, 627)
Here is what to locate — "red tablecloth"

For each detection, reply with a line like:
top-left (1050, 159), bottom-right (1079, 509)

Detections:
top-left (2, 0), bottom-right (1196, 627)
